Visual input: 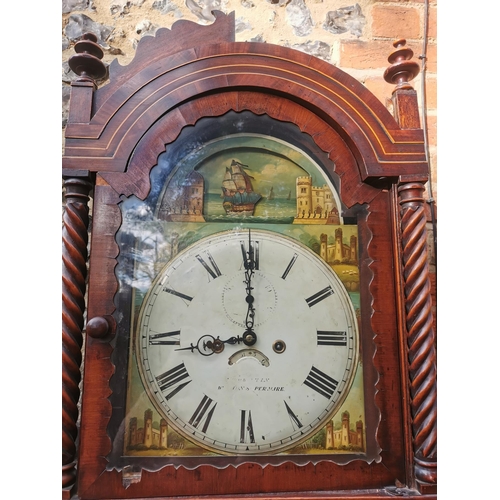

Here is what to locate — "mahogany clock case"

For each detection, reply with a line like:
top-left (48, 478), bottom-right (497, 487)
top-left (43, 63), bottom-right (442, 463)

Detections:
top-left (76, 99), bottom-right (413, 497)
top-left (62, 12), bottom-right (436, 500)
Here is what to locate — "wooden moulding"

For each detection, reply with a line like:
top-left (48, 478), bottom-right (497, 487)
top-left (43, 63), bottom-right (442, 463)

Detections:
top-left (63, 13), bottom-right (427, 183)
top-left (384, 39), bottom-right (437, 494)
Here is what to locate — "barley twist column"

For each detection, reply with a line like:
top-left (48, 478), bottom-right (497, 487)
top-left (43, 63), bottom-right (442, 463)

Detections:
top-left (62, 33), bottom-right (105, 497)
top-left (385, 39), bottom-right (437, 492)
top-left (399, 183), bottom-right (437, 489)
top-left (62, 175), bottom-right (92, 493)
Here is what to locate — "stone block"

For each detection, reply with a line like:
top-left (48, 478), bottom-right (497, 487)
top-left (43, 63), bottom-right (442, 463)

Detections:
top-left (372, 5), bottom-right (421, 40)
top-left (363, 76), bottom-right (393, 108)
top-left (424, 75), bottom-right (437, 110)
top-left (339, 40), bottom-right (392, 69)
top-left (428, 5), bottom-right (437, 40)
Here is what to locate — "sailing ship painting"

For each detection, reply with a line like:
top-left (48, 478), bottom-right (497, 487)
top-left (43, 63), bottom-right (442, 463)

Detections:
top-left (221, 160), bottom-right (262, 215)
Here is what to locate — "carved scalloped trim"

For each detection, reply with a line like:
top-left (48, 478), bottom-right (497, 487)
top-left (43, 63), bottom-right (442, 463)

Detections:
top-left (362, 204), bottom-right (383, 462)
top-left (100, 111), bottom-right (386, 475)
top-left (100, 93), bottom-right (381, 208)
top-left (96, 111), bottom-right (388, 479)
top-left (79, 175), bottom-right (121, 497)
top-left (363, 191), bottom-right (407, 473)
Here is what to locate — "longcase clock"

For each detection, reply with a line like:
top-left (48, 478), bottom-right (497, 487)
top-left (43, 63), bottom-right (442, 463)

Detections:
top-left (62, 12), bottom-right (437, 500)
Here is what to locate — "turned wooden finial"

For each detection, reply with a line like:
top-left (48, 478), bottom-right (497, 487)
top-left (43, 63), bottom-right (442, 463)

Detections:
top-left (383, 39), bottom-right (420, 93)
top-left (68, 32), bottom-right (107, 84)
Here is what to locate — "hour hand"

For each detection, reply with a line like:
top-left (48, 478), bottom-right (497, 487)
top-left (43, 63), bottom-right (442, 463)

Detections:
top-left (208, 333), bottom-right (255, 350)
top-left (175, 335), bottom-right (245, 356)
top-left (219, 336), bottom-right (243, 346)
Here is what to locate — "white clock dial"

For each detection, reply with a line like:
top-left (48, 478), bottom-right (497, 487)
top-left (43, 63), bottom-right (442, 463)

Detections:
top-left (136, 229), bottom-right (359, 455)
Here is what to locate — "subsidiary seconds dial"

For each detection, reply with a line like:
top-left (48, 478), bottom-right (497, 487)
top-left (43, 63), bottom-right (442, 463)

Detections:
top-left (136, 229), bottom-right (359, 455)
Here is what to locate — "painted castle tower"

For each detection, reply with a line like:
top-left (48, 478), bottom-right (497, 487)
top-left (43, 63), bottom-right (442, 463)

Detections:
top-left (320, 229), bottom-right (358, 265)
top-left (325, 411), bottom-right (364, 450)
top-left (158, 170), bottom-right (205, 222)
top-left (294, 176), bottom-right (340, 224)
top-left (128, 409), bottom-right (168, 449)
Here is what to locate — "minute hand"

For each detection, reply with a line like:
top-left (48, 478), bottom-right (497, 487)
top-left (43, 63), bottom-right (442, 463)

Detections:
top-left (242, 229), bottom-right (257, 346)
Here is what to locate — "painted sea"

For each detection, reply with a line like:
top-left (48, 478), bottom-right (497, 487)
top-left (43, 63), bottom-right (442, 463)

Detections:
top-left (204, 192), bottom-right (296, 223)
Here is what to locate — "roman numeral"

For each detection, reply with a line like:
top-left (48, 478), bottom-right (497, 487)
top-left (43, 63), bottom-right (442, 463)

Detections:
top-left (155, 362), bottom-right (192, 400)
top-left (162, 287), bottom-right (193, 302)
top-left (195, 252), bottom-right (221, 280)
top-left (284, 401), bottom-right (303, 429)
top-left (240, 240), bottom-right (259, 270)
top-left (240, 410), bottom-right (255, 443)
top-left (149, 330), bottom-right (181, 346)
top-left (281, 253), bottom-right (298, 280)
top-left (303, 366), bottom-right (338, 399)
top-left (305, 286), bottom-right (334, 307)
top-left (189, 395), bottom-right (217, 433)
top-left (317, 330), bottom-right (347, 346)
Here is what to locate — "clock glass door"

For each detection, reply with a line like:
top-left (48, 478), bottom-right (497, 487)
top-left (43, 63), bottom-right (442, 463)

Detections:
top-left (107, 111), bottom-right (379, 470)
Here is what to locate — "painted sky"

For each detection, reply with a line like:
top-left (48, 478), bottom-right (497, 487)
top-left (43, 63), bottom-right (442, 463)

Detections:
top-left (171, 134), bottom-right (329, 197)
